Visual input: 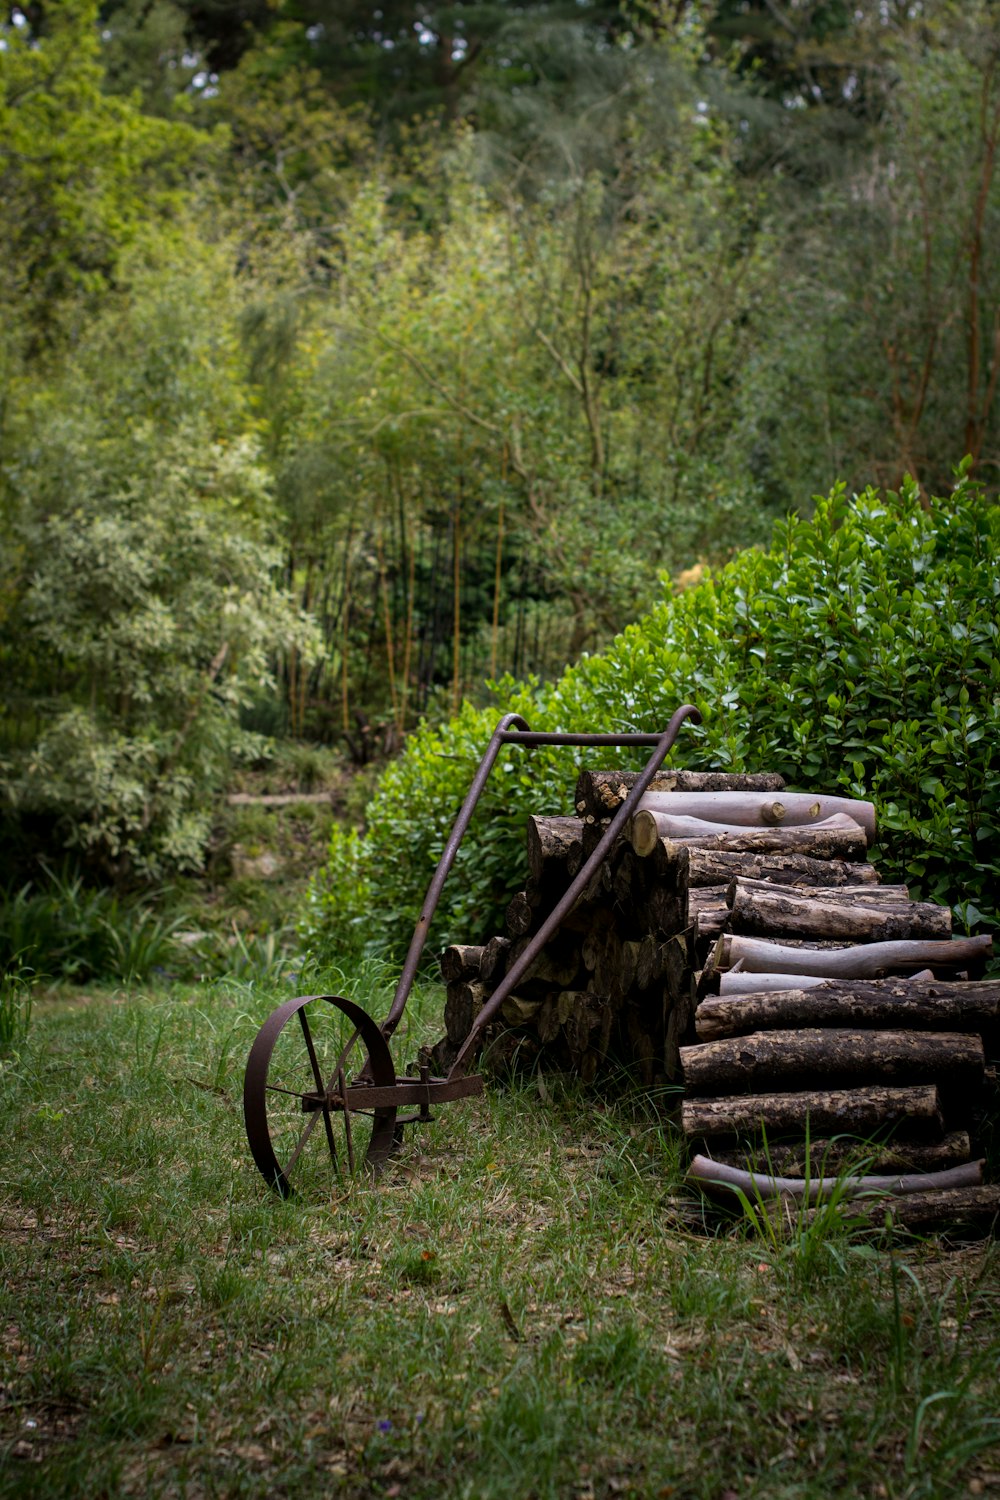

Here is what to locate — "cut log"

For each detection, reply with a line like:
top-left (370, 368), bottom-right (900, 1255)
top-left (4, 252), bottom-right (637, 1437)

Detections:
top-left (439, 944), bottom-right (485, 983)
top-left (727, 880), bottom-right (952, 943)
top-left (704, 1132), bottom-right (972, 1178)
top-left (695, 978), bottom-right (1000, 1042)
top-left (716, 968), bottom-right (939, 994)
top-left (680, 1028), bottom-right (985, 1095)
top-left (508, 933), bottom-right (583, 992)
top-left (680, 1083), bottom-right (944, 1140)
top-left (444, 981), bottom-right (487, 1046)
top-left (638, 790), bottom-right (876, 842)
top-left (575, 768), bottom-right (785, 817)
top-left (479, 935), bottom-right (511, 985)
top-left (526, 816), bottom-right (584, 884)
top-left (630, 816), bottom-right (870, 862)
top-left (714, 932), bottom-right (993, 980)
top-left (719, 971), bottom-right (835, 994)
top-left (804, 1186), bottom-right (1000, 1235)
top-left (505, 891), bottom-right (535, 938)
top-left (500, 994), bottom-right (543, 1026)
top-left (687, 848), bottom-right (879, 889)
top-left (686, 1152), bottom-right (982, 1204)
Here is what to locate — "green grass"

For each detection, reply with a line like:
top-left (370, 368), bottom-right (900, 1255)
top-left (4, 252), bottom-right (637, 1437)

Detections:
top-left (1, 971), bottom-right (998, 1499)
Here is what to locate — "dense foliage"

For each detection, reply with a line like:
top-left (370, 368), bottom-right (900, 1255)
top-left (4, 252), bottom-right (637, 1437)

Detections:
top-left (308, 472), bottom-right (1000, 961)
top-left (2, 0), bottom-right (999, 898)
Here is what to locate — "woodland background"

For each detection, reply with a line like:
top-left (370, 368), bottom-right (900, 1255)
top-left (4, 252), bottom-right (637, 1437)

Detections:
top-left (1, 0), bottom-right (998, 977)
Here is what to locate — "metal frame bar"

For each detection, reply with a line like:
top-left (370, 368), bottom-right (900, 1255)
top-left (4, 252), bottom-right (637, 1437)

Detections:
top-left (378, 704), bottom-right (702, 1066)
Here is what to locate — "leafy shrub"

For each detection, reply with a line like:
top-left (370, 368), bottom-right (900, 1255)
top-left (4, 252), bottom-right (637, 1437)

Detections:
top-left (307, 469), bottom-right (999, 964)
top-left (0, 959), bottom-right (33, 1055)
top-left (0, 868), bottom-right (186, 982)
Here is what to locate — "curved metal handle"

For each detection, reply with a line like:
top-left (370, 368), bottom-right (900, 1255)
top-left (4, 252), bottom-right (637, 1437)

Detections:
top-left (448, 702), bottom-right (702, 1076)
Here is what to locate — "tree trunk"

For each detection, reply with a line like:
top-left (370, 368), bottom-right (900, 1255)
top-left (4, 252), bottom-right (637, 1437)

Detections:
top-left (638, 790), bottom-right (876, 842)
top-left (444, 981), bottom-right (487, 1046)
top-left (695, 978), bottom-right (1000, 1042)
top-left (717, 967), bottom-right (936, 995)
top-left (680, 1083), bottom-right (944, 1140)
top-left (629, 815), bottom-right (869, 861)
top-left (526, 816), bottom-right (584, 883)
top-left (680, 1028), bottom-right (985, 1095)
top-left (728, 880), bottom-right (952, 943)
top-left (713, 932), bottom-right (993, 980)
top-left (439, 944), bottom-right (485, 983)
top-left (686, 848), bottom-right (879, 889)
top-left (575, 768), bottom-right (784, 818)
top-left (802, 1186), bottom-right (1000, 1235)
top-left (686, 1152), bottom-right (982, 1204)
top-left (704, 1132), bottom-right (971, 1178)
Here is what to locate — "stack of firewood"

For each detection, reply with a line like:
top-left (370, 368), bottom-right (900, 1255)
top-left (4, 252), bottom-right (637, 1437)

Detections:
top-left (431, 764), bottom-right (999, 1229)
top-left (428, 769), bottom-right (789, 1083)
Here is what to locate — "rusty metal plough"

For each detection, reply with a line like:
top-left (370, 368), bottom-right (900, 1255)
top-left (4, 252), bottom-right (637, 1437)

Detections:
top-left (243, 704), bottom-right (701, 1197)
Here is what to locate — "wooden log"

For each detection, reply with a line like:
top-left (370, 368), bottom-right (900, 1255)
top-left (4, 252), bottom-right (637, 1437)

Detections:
top-left (439, 944), bottom-right (485, 983)
top-left (680, 1028), bottom-right (985, 1095)
top-left (695, 978), bottom-right (1000, 1042)
top-left (630, 816), bottom-right (869, 862)
top-left (713, 967), bottom-right (943, 997)
top-left (505, 890), bottom-right (535, 937)
top-left (575, 768), bottom-right (785, 818)
top-left (444, 981), bottom-right (487, 1046)
top-left (639, 790), bottom-right (876, 843)
top-left (728, 880), bottom-right (952, 943)
top-left (636, 884), bottom-right (687, 937)
top-left (714, 932), bottom-right (993, 980)
top-left (479, 934), bottom-right (511, 985)
top-left (508, 933), bottom-right (584, 992)
top-left (500, 994), bottom-right (543, 1026)
top-left (680, 1083), bottom-right (944, 1140)
top-left (526, 816), bottom-right (584, 884)
top-left (686, 1152), bottom-right (982, 1204)
top-left (705, 1132), bottom-right (972, 1178)
top-left (804, 1186), bottom-right (1000, 1235)
top-left (687, 848), bottom-right (880, 889)
top-left (719, 971), bottom-right (834, 994)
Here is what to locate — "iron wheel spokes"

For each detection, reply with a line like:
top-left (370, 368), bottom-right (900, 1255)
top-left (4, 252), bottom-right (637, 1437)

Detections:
top-left (243, 995), bottom-right (398, 1198)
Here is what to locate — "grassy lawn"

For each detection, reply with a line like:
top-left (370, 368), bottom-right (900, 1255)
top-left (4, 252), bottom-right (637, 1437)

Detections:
top-left (1, 971), bottom-right (998, 1499)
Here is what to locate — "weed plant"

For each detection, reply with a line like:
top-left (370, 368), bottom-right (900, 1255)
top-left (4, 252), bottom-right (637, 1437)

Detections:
top-left (1, 972), bottom-right (998, 1497)
top-left (0, 961), bottom-right (32, 1056)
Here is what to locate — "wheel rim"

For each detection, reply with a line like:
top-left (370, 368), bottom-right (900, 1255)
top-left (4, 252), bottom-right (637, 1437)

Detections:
top-left (243, 995), bottom-right (398, 1198)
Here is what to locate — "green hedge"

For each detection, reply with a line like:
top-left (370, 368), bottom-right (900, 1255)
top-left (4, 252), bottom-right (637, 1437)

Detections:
top-left (306, 470), bottom-right (999, 966)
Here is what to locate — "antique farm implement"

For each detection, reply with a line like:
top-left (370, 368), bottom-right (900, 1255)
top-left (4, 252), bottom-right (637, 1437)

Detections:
top-left (242, 704), bottom-right (702, 1196)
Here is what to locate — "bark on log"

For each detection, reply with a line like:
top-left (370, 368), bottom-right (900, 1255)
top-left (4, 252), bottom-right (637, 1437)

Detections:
top-left (480, 935), bottom-right (511, 985)
top-left (680, 1083), bottom-right (944, 1140)
top-left (630, 816), bottom-right (869, 862)
top-left (575, 768), bottom-right (785, 818)
top-left (718, 971), bottom-right (835, 994)
top-left (526, 816), bottom-right (584, 883)
top-left (639, 790), bottom-right (875, 840)
top-left (728, 881), bottom-right (952, 943)
top-left (444, 981), bottom-right (487, 1046)
top-left (687, 848), bottom-right (879, 889)
top-left (500, 994), bottom-right (543, 1026)
top-left (717, 967), bottom-right (937, 995)
top-left (508, 933), bottom-right (584, 992)
top-left (439, 944), bottom-right (485, 983)
top-left (705, 1132), bottom-right (972, 1178)
top-left (714, 933), bottom-right (993, 980)
top-left (803, 1186), bottom-right (1000, 1235)
top-left (686, 1152), bottom-right (982, 1204)
top-left (505, 890), bottom-right (535, 937)
top-left (695, 978), bottom-right (1000, 1042)
top-left (680, 1028), bottom-right (985, 1095)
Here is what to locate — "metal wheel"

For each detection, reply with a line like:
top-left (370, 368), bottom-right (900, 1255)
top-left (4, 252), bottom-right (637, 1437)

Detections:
top-left (243, 995), bottom-right (398, 1198)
